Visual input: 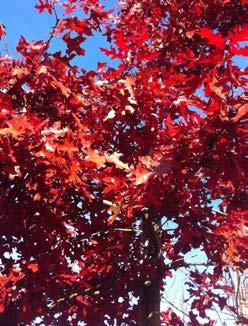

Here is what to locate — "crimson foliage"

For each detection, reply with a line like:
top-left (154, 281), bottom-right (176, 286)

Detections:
top-left (0, 0), bottom-right (247, 325)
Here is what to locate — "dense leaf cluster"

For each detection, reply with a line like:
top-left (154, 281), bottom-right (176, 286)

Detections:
top-left (0, 0), bottom-right (247, 324)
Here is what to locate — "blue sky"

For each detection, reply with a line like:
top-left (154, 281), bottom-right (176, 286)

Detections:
top-left (0, 0), bottom-right (246, 70)
top-left (0, 1), bottom-right (55, 53)
top-left (0, 0), bottom-right (117, 70)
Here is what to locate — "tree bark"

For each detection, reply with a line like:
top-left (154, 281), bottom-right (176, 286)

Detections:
top-left (139, 277), bottom-right (161, 326)
top-left (138, 209), bottom-right (162, 326)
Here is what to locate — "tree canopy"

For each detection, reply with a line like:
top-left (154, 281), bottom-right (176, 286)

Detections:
top-left (0, 0), bottom-right (247, 325)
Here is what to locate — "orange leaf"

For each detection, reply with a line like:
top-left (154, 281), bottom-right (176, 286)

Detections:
top-left (135, 169), bottom-right (153, 185)
top-left (56, 138), bottom-right (78, 154)
top-left (107, 203), bottom-right (122, 225)
top-left (51, 77), bottom-right (71, 97)
top-left (72, 113), bottom-right (88, 133)
top-left (0, 127), bottom-right (22, 137)
top-left (68, 161), bottom-right (81, 183)
top-left (232, 103), bottom-right (248, 122)
top-left (186, 30), bottom-right (196, 39)
top-left (33, 193), bottom-right (41, 201)
top-left (107, 215), bottom-right (116, 225)
top-left (209, 77), bottom-right (227, 100)
top-left (27, 263), bottom-right (39, 273)
top-left (122, 77), bottom-right (135, 98)
top-left (86, 149), bottom-right (106, 167)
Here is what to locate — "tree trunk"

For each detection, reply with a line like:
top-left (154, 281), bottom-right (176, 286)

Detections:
top-left (139, 277), bottom-right (161, 326)
top-left (138, 208), bottom-right (162, 326)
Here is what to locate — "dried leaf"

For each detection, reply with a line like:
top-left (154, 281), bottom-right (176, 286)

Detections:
top-left (135, 169), bottom-right (153, 185)
top-left (106, 152), bottom-right (129, 170)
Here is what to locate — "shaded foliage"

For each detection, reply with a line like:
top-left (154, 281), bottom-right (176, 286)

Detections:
top-left (0, 0), bottom-right (247, 324)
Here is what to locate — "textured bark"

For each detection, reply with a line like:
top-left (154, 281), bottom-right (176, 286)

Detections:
top-left (138, 209), bottom-right (162, 326)
top-left (139, 278), bottom-right (161, 326)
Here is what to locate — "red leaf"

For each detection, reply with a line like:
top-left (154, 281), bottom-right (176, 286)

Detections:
top-left (114, 32), bottom-right (129, 53)
top-left (197, 28), bottom-right (225, 48)
top-left (57, 18), bottom-right (92, 36)
top-left (35, 0), bottom-right (53, 14)
top-left (62, 33), bottom-right (86, 56)
top-left (0, 24), bottom-right (5, 39)
top-left (230, 26), bottom-right (248, 56)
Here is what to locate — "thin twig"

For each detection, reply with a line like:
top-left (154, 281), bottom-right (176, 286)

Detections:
top-left (53, 3), bottom-right (59, 22)
top-left (162, 296), bottom-right (190, 318)
top-left (81, 227), bottom-right (143, 241)
top-left (3, 33), bottom-right (10, 56)
top-left (212, 302), bottom-right (225, 326)
top-left (113, 227), bottom-right (142, 233)
top-left (212, 209), bottom-right (228, 216)
top-left (235, 269), bottom-right (240, 316)
top-left (38, 3), bottom-right (65, 60)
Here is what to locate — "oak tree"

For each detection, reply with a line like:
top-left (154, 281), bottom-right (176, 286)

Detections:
top-left (0, 0), bottom-right (247, 325)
